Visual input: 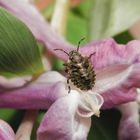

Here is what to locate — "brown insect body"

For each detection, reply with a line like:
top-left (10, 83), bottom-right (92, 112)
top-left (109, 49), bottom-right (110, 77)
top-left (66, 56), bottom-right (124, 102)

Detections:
top-left (54, 38), bottom-right (96, 93)
top-left (64, 50), bottom-right (96, 91)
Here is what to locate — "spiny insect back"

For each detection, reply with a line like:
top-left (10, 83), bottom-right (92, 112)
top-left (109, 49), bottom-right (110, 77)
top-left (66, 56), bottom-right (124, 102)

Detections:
top-left (54, 38), bottom-right (96, 93)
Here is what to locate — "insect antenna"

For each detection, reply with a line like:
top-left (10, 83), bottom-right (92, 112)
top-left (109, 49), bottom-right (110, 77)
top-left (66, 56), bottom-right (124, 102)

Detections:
top-left (88, 52), bottom-right (96, 59)
top-left (77, 37), bottom-right (86, 52)
top-left (54, 49), bottom-right (69, 56)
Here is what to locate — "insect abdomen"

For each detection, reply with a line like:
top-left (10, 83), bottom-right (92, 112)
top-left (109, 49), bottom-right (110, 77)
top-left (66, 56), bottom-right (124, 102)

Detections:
top-left (67, 58), bottom-right (96, 90)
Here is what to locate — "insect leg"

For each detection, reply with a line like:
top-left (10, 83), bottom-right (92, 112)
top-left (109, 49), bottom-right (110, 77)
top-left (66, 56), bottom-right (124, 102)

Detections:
top-left (88, 52), bottom-right (96, 59)
top-left (63, 63), bottom-right (68, 66)
top-left (63, 63), bottom-right (70, 73)
top-left (67, 78), bottom-right (71, 93)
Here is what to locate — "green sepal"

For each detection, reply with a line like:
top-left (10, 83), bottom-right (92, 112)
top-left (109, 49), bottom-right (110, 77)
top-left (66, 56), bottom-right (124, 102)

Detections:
top-left (0, 8), bottom-right (44, 77)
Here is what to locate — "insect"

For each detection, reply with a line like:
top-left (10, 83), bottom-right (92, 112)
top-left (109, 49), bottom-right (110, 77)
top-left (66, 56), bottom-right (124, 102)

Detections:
top-left (54, 38), bottom-right (96, 93)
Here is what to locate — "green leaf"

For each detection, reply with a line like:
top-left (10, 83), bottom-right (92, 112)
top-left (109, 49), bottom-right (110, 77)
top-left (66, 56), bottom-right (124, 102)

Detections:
top-left (31, 111), bottom-right (45, 140)
top-left (66, 11), bottom-right (87, 44)
top-left (71, 0), bottom-right (93, 19)
top-left (114, 31), bottom-right (133, 44)
top-left (0, 8), bottom-right (44, 77)
top-left (66, 0), bottom-right (93, 44)
top-left (89, 0), bottom-right (140, 40)
top-left (0, 109), bottom-right (16, 121)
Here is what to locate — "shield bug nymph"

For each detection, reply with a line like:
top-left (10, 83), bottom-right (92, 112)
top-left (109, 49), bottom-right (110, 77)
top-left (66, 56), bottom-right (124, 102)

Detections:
top-left (54, 38), bottom-right (96, 93)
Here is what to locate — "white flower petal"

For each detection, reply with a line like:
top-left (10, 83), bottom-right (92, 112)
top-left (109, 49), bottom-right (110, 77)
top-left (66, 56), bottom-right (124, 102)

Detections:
top-left (77, 91), bottom-right (104, 118)
top-left (0, 75), bottom-right (32, 90)
top-left (37, 91), bottom-right (91, 140)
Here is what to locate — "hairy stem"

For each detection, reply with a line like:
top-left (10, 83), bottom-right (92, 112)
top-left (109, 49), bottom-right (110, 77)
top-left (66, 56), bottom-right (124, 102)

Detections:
top-left (16, 110), bottom-right (37, 140)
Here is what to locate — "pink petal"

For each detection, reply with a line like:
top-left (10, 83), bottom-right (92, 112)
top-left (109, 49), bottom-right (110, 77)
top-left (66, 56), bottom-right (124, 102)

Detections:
top-left (0, 71), bottom-right (67, 109)
top-left (0, 0), bottom-right (74, 60)
top-left (37, 91), bottom-right (91, 140)
top-left (94, 64), bottom-right (134, 93)
top-left (118, 102), bottom-right (140, 140)
top-left (80, 38), bottom-right (140, 70)
top-left (95, 64), bottom-right (140, 109)
top-left (0, 75), bottom-right (32, 91)
top-left (0, 119), bottom-right (15, 140)
top-left (102, 88), bottom-right (137, 109)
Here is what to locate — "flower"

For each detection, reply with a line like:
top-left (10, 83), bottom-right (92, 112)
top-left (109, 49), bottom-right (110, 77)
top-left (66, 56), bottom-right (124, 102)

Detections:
top-left (118, 102), bottom-right (140, 140)
top-left (0, 63), bottom-right (139, 140)
top-left (0, 0), bottom-right (140, 140)
top-left (1, 0), bottom-right (140, 108)
top-left (0, 119), bottom-right (15, 140)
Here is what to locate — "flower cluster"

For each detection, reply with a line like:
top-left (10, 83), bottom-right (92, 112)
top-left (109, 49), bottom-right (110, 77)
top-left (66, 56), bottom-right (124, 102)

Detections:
top-left (0, 0), bottom-right (139, 140)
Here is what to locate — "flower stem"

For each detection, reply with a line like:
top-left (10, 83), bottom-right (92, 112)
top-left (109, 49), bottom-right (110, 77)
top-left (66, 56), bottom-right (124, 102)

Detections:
top-left (15, 110), bottom-right (37, 140)
top-left (51, 0), bottom-right (70, 35)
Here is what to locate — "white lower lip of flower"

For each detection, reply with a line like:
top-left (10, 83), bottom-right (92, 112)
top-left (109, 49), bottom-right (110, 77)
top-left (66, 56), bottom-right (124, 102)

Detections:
top-left (66, 82), bottom-right (104, 118)
top-left (77, 91), bottom-right (104, 118)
